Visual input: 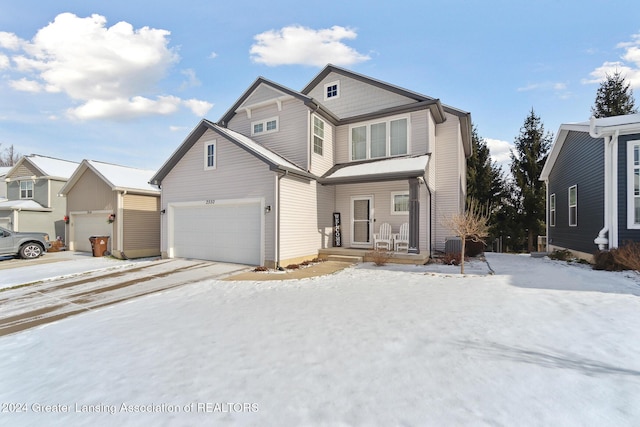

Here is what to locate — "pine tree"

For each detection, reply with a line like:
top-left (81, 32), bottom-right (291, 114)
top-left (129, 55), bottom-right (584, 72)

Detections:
top-left (510, 109), bottom-right (552, 252)
top-left (591, 70), bottom-right (638, 118)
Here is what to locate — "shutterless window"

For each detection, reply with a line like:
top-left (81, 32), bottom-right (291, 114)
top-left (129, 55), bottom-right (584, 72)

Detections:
top-left (630, 142), bottom-right (640, 227)
top-left (251, 117), bottom-right (278, 136)
top-left (351, 126), bottom-right (367, 160)
top-left (325, 81), bottom-right (339, 100)
top-left (313, 116), bottom-right (324, 156)
top-left (204, 141), bottom-right (216, 170)
top-left (549, 193), bottom-right (556, 227)
top-left (568, 185), bottom-right (577, 226)
top-left (391, 192), bottom-right (409, 215)
top-left (349, 116), bottom-right (409, 161)
top-left (20, 181), bottom-right (33, 199)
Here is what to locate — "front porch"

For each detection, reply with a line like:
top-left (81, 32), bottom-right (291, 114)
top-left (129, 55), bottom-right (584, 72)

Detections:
top-left (318, 247), bottom-right (431, 265)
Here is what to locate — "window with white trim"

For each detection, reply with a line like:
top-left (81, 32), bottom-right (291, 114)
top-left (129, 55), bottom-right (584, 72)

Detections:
top-left (251, 117), bottom-right (278, 136)
top-left (350, 116), bottom-right (410, 161)
top-left (391, 191), bottom-right (409, 215)
top-left (313, 116), bottom-right (324, 156)
top-left (628, 141), bottom-right (640, 228)
top-left (20, 181), bottom-right (33, 199)
top-left (549, 193), bottom-right (556, 227)
top-left (204, 141), bottom-right (216, 170)
top-left (568, 185), bottom-right (577, 226)
top-left (324, 81), bottom-right (339, 100)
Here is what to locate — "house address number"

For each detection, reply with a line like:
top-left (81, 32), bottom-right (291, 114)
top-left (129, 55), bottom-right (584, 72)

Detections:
top-left (205, 200), bottom-right (215, 205)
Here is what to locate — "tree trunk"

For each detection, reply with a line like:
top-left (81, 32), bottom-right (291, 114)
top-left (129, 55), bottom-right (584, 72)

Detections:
top-left (460, 238), bottom-right (466, 274)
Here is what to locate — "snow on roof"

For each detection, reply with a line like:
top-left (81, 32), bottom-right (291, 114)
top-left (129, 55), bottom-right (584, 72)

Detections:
top-left (87, 160), bottom-right (159, 193)
top-left (27, 155), bottom-right (79, 179)
top-left (0, 167), bottom-right (11, 177)
top-left (325, 155), bottom-right (429, 179)
top-left (214, 125), bottom-right (306, 173)
top-left (0, 199), bottom-right (50, 211)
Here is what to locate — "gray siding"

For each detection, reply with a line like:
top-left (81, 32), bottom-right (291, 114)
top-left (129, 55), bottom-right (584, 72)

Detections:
top-left (547, 131), bottom-right (604, 254)
top-left (617, 133), bottom-right (640, 244)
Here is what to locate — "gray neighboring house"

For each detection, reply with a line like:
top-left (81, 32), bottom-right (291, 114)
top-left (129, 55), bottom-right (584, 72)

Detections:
top-left (0, 155), bottom-right (79, 239)
top-left (0, 167), bottom-right (10, 200)
top-left (540, 113), bottom-right (640, 260)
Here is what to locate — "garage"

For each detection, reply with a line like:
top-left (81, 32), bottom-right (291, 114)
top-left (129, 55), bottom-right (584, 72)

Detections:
top-left (169, 199), bottom-right (263, 265)
top-left (71, 213), bottom-right (113, 253)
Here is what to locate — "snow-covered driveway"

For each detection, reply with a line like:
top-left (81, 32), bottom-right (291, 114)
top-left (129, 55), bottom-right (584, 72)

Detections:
top-left (0, 253), bottom-right (639, 426)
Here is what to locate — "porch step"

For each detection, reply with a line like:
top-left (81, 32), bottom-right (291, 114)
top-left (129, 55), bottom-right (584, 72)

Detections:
top-left (326, 255), bottom-right (363, 264)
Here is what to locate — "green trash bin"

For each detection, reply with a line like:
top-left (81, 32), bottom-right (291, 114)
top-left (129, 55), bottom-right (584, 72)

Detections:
top-left (89, 235), bottom-right (110, 257)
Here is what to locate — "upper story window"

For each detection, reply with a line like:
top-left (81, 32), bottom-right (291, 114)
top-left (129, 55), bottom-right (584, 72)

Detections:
top-left (350, 116), bottom-right (409, 161)
top-left (324, 81), bottom-right (340, 100)
top-left (252, 117), bottom-right (278, 136)
top-left (549, 193), bottom-right (556, 227)
top-left (313, 116), bottom-right (324, 156)
top-left (20, 181), bottom-right (34, 199)
top-left (627, 141), bottom-right (640, 228)
top-left (204, 141), bottom-right (216, 170)
top-left (568, 185), bottom-right (577, 227)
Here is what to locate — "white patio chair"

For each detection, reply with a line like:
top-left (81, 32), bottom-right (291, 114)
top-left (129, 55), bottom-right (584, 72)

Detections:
top-left (394, 223), bottom-right (409, 252)
top-left (373, 222), bottom-right (393, 250)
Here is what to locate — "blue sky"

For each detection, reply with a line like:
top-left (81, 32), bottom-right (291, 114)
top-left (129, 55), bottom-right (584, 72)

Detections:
top-left (1, 0), bottom-right (640, 173)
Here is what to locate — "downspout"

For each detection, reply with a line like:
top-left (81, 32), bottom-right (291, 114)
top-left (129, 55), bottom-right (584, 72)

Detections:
top-left (425, 178), bottom-right (433, 256)
top-left (276, 170), bottom-right (288, 270)
top-left (590, 117), bottom-right (612, 250)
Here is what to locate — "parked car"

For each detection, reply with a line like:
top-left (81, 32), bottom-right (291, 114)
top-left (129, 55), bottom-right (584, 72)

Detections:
top-left (0, 226), bottom-right (52, 259)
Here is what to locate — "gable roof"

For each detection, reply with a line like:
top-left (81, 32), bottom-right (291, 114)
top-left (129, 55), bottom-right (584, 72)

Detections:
top-left (320, 155), bottom-right (430, 185)
top-left (540, 113), bottom-right (640, 181)
top-left (150, 119), bottom-right (313, 186)
top-left (6, 154), bottom-right (79, 180)
top-left (60, 160), bottom-right (160, 196)
top-left (0, 167), bottom-right (10, 177)
top-left (302, 64), bottom-right (472, 157)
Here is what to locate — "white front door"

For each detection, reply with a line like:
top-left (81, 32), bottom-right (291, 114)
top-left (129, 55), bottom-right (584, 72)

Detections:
top-left (351, 196), bottom-right (373, 247)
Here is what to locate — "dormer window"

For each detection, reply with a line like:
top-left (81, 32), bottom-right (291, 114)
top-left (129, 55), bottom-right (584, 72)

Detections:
top-left (324, 81), bottom-right (340, 100)
top-left (20, 181), bottom-right (34, 199)
top-left (252, 117), bottom-right (279, 136)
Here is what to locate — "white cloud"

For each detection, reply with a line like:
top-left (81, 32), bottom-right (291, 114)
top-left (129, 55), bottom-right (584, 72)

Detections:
top-left (182, 99), bottom-right (213, 116)
top-left (250, 25), bottom-right (370, 67)
top-left (584, 33), bottom-right (640, 88)
top-left (486, 138), bottom-right (513, 172)
top-left (209, 52), bottom-right (218, 59)
top-left (0, 53), bottom-right (9, 69)
top-left (1, 13), bottom-right (212, 120)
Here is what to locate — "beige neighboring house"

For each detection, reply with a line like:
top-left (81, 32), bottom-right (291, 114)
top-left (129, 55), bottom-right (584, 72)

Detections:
top-left (1, 155), bottom-right (79, 238)
top-left (0, 167), bottom-right (10, 200)
top-left (151, 64), bottom-right (472, 267)
top-left (59, 160), bottom-right (161, 259)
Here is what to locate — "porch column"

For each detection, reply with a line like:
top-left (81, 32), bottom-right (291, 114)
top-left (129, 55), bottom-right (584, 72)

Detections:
top-left (408, 178), bottom-right (420, 254)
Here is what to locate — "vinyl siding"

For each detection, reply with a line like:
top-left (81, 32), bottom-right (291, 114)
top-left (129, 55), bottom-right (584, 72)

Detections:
top-left (432, 113), bottom-right (463, 251)
top-left (239, 84), bottom-right (288, 108)
top-left (334, 181), bottom-right (428, 251)
top-left (66, 169), bottom-right (116, 212)
top-left (161, 129), bottom-right (276, 262)
top-left (7, 162), bottom-right (39, 179)
top-left (228, 98), bottom-right (309, 169)
top-left (309, 114), bottom-right (335, 176)
top-left (617, 133), bottom-right (640, 244)
top-left (279, 177), bottom-right (334, 261)
top-left (306, 71), bottom-right (417, 118)
top-left (122, 194), bottom-right (160, 256)
top-left (547, 131), bottom-right (604, 254)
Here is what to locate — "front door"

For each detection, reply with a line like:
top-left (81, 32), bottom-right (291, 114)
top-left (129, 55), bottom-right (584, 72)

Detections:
top-left (351, 196), bottom-right (373, 247)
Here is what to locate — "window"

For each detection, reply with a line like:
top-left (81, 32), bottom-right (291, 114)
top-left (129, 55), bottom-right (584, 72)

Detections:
top-left (324, 81), bottom-right (339, 100)
top-left (20, 181), bottom-right (33, 199)
top-left (568, 185), bottom-right (577, 226)
top-left (628, 141), bottom-right (640, 228)
top-left (313, 116), bottom-right (324, 155)
top-left (349, 116), bottom-right (409, 161)
top-left (204, 141), bottom-right (216, 170)
top-left (391, 192), bottom-right (409, 215)
top-left (251, 117), bottom-right (278, 135)
top-left (549, 194), bottom-right (556, 227)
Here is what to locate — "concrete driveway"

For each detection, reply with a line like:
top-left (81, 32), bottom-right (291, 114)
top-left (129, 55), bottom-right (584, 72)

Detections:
top-left (0, 252), bottom-right (251, 336)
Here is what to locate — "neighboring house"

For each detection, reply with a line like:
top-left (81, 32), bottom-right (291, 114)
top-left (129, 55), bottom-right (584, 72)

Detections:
top-left (0, 155), bottom-right (78, 238)
top-left (0, 167), bottom-right (10, 200)
top-left (151, 64), bottom-right (472, 267)
top-left (59, 160), bottom-right (161, 259)
top-left (540, 113), bottom-right (640, 260)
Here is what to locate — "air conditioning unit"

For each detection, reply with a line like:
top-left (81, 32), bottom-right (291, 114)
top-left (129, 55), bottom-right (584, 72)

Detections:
top-left (445, 237), bottom-right (462, 254)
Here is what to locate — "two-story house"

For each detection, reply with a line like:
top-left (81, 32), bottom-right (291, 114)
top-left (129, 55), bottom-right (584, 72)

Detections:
top-left (0, 155), bottom-right (79, 239)
top-left (151, 65), bottom-right (472, 267)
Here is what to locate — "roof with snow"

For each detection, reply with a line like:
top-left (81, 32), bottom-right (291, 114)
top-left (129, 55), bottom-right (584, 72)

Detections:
top-left (320, 155), bottom-right (430, 184)
top-left (0, 199), bottom-right (51, 212)
top-left (7, 155), bottom-right (79, 180)
top-left (0, 167), bottom-right (11, 177)
top-left (60, 160), bottom-right (160, 196)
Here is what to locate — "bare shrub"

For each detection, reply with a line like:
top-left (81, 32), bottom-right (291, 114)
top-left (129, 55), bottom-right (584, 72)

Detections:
top-left (442, 252), bottom-right (462, 266)
top-left (286, 264), bottom-right (300, 270)
top-left (611, 241), bottom-right (640, 271)
top-left (593, 251), bottom-right (626, 271)
top-left (440, 199), bottom-right (490, 274)
top-left (548, 249), bottom-right (573, 261)
top-left (367, 248), bottom-right (392, 266)
top-left (253, 266), bottom-right (269, 272)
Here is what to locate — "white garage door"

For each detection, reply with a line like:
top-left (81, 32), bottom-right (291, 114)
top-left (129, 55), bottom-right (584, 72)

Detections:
top-left (0, 218), bottom-right (10, 230)
top-left (171, 200), bottom-right (262, 265)
top-left (72, 213), bottom-right (113, 252)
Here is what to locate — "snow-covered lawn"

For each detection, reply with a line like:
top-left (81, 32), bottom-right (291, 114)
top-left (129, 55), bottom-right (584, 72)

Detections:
top-left (1, 253), bottom-right (639, 426)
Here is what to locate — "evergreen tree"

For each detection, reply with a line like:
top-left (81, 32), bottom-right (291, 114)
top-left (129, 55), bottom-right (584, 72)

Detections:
top-left (510, 109), bottom-right (552, 252)
top-left (591, 70), bottom-right (638, 118)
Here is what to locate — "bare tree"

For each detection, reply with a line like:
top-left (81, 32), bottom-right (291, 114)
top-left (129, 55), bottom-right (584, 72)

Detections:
top-left (0, 144), bottom-right (21, 166)
top-left (441, 199), bottom-right (490, 274)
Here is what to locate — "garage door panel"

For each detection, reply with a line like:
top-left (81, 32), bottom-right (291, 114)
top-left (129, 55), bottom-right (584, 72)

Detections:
top-left (171, 201), bottom-right (261, 265)
top-left (72, 214), bottom-right (112, 252)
